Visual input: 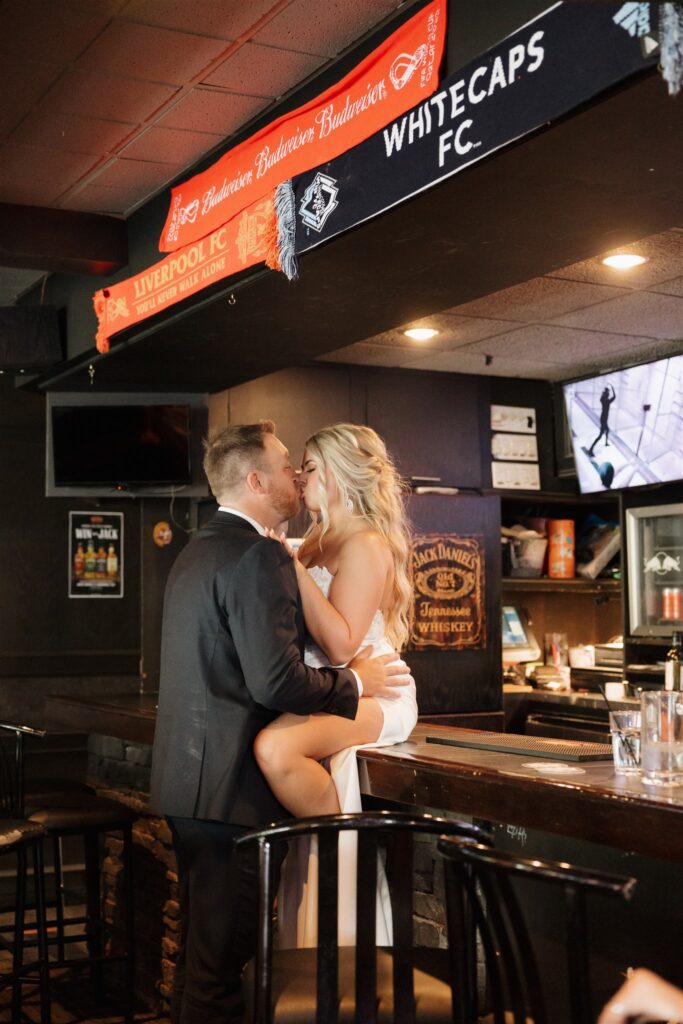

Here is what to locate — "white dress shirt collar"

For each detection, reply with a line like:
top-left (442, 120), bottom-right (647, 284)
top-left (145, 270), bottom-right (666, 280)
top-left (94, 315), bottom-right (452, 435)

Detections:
top-left (218, 506), bottom-right (267, 537)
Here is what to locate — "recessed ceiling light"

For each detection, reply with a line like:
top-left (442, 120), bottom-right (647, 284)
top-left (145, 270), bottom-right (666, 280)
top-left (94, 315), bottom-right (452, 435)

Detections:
top-left (602, 253), bottom-right (648, 269)
top-left (404, 327), bottom-right (439, 341)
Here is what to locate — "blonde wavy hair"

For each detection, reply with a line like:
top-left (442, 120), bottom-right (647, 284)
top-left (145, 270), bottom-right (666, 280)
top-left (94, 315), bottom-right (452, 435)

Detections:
top-left (303, 424), bottom-right (413, 649)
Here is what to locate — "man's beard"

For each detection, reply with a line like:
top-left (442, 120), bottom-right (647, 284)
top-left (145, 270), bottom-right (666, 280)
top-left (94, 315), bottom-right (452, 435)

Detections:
top-left (268, 483), bottom-right (300, 523)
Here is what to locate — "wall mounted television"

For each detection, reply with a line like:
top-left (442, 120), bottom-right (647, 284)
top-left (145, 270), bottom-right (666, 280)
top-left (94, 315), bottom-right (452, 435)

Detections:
top-left (562, 353), bottom-right (683, 494)
top-left (46, 393), bottom-right (209, 497)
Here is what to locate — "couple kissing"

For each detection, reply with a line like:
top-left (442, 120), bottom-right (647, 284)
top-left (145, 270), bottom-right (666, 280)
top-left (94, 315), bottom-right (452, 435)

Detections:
top-left (150, 420), bottom-right (416, 1023)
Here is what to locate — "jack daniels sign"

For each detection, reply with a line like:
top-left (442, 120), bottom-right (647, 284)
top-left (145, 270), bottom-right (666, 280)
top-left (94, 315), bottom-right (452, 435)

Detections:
top-left (292, 2), bottom-right (659, 249)
top-left (408, 534), bottom-right (485, 651)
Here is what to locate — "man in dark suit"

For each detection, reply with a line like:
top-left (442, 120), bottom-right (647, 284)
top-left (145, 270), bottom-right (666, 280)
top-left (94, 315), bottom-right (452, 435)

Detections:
top-left (150, 420), bottom-right (405, 1023)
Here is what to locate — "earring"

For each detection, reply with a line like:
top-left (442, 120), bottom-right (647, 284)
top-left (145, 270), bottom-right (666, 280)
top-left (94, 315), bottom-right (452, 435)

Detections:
top-left (346, 497), bottom-right (353, 513)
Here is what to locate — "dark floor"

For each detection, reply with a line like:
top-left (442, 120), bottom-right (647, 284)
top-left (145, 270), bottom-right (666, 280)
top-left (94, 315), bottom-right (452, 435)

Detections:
top-left (0, 904), bottom-right (168, 1024)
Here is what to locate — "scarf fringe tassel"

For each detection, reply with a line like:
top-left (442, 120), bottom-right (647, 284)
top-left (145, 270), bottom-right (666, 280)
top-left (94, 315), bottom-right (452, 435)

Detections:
top-left (661, 2), bottom-right (683, 95)
top-left (264, 180), bottom-right (299, 282)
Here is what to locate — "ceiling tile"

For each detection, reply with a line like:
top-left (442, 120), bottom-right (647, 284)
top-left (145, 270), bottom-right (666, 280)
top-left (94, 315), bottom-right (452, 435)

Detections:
top-left (60, 183), bottom-right (140, 215)
top-left (318, 342), bottom-right (427, 367)
top-left (37, 69), bottom-right (178, 124)
top-left (256, 0), bottom-right (394, 57)
top-left (653, 275), bottom-right (683, 297)
top-left (10, 110), bottom-right (137, 157)
top-left (552, 292), bottom-right (683, 340)
top-left (75, 20), bottom-right (230, 86)
top-left (157, 87), bottom-right (269, 134)
top-left (0, 144), bottom-right (101, 192)
top-left (405, 350), bottom-right (558, 379)
top-left (367, 313), bottom-right (523, 350)
top-left (87, 156), bottom-right (186, 194)
top-left (450, 276), bottom-right (628, 323)
top-left (0, 0), bottom-right (116, 63)
top-left (122, 0), bottom-right (279, 40)
top-left (119, 125), bottom-right (225, 165)
top-left (0, 182), bottom-right (63, 206)
top-left (464, 324), bottom-right (664, 362)
top-left (546, 228), bottom-right (683, 290)
top-left (204, 42), bottom-right (325, 98)
top-left (0, 60), bottom-right (62, 138)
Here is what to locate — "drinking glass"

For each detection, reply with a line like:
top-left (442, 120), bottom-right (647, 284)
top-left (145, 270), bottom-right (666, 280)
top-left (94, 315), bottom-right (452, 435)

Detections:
top-left (544, 632), bottom-right (568, 668)
top-left (641, 691), bottom-right (683, 787)
top-left (609, 710), bottom-right (641, 774)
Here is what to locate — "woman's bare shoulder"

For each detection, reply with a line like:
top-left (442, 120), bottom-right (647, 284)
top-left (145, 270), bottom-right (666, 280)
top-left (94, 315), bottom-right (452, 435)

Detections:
top-left (340, 528), bottom-right (391, 562)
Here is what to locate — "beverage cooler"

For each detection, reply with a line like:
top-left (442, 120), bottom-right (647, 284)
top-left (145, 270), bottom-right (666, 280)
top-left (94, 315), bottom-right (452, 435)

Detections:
top-left (624, 500), bottom-right (683, 688)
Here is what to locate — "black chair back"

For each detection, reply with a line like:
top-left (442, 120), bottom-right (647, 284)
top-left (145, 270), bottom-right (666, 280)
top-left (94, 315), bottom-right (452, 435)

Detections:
top-left (439, 838), bottom-right (636, 1024)
top-left (236, 809), bottom-right (491, 1024)
top-left (0, 722), bottom-right (42, 818)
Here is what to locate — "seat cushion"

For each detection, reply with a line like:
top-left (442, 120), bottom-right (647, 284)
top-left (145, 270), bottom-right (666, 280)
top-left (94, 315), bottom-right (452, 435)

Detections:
top-left (26, 795), bottom-right (137, 833)
top-left (0, 818), bottom-right (45, 851)
top-left (243, 947), bottom-right (453, 1024)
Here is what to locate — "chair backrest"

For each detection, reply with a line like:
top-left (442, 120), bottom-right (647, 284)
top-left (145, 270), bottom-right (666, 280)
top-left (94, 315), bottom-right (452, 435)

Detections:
top-left (0, 721), bottom-right (46, 818)
top-left (236, 809), bottom-right (492, 1024)
top-left (438, 838), bottom-right (637, 1024)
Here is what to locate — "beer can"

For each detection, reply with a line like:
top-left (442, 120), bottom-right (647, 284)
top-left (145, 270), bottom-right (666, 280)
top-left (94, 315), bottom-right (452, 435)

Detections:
top-left (672, 587), bottom-right (683, 621)
top-left (662, 588), bottom-right (674, 620)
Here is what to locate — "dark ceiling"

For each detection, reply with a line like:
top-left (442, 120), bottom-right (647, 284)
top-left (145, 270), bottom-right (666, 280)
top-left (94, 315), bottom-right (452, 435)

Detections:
top-left (31, 66), bottom-right (683, 393)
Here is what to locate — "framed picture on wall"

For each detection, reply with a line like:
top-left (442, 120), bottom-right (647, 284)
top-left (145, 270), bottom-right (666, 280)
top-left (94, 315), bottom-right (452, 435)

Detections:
top-left (69, 511), bottom-right (123, 598)
top-left (552, 385), bottom-right (577, 478)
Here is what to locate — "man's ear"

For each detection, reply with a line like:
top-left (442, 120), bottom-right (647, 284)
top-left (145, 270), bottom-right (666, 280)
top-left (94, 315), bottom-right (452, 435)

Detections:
top-left (245, 468), bottom-right (263, 495)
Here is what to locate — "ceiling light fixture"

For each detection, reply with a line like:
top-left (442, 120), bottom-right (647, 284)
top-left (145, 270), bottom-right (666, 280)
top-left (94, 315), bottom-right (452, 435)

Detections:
top-left (602, 253), bottom-right (648, 269)
top-left (404, 327), bottom-right (439, 341)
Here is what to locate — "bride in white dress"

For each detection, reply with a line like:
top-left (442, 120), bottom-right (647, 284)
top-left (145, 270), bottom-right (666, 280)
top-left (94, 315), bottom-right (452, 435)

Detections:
top-left (254, 423), bottom-right (417, 946)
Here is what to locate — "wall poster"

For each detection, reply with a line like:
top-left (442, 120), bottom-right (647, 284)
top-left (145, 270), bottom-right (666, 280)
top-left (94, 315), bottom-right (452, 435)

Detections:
top-left (408, 534), bottom-right (485, 650)
top-left (69, 511), bottom-right (123, 599)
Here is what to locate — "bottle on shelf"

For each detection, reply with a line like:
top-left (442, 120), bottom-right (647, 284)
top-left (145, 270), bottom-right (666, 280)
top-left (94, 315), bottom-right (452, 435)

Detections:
top-left (73, 543), bottom-right (85, 579)
top-left (106, 544), bottom-right (118, 579)
top-left (84, 541), bottom-right (96, 579)
top-left (664, 631), bottom-right (683, 691)
top-left (96, 546), bottom-right (108, 578)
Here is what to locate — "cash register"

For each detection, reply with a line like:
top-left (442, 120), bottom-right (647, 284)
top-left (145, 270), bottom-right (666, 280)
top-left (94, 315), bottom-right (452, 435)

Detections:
top-left (502, 604), bottom-right (541, 682)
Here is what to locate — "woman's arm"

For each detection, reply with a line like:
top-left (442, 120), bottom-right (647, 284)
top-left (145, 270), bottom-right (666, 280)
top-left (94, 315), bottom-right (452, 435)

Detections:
top-left (295, 532), bottom-right (391, 665)
top-left (598, 968), bottom-right (683, 1024)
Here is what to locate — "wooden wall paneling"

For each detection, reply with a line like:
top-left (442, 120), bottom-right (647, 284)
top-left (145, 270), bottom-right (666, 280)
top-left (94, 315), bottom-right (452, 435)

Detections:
top-left (226, 366), bottom-right (354, 466)
top-left (0, 378), bottom-right (141, 678)
top-left (407, 492), bottom-right (502, 715)
top-left (365, 370), bottom-right (486, 487)
top-left (140, 498), bottom-right (193, 692)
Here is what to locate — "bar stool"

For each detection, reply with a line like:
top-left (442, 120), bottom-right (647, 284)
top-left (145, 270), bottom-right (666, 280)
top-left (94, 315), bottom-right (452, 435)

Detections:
top-left (0, 721), bottom-right (137, 1022)
top-left (24, 791), bottom-right (137, 1021)
top-left (439, 837), bottom-right (637, 1024)
top-left (0, 724), bottom-right (51, 1023)
top-left (237, 810), bottom-right (493, 1024)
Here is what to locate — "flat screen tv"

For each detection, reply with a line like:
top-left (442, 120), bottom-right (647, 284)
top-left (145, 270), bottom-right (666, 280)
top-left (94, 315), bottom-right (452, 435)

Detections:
top-left (51, 403), bottom-right (192, 488)
top-left (562, 353), bottom-right (683, 493)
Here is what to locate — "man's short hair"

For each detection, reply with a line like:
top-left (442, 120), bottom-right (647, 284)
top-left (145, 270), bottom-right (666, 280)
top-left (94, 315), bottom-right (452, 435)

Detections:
top-left (202, 420), bottom-right (275, 497)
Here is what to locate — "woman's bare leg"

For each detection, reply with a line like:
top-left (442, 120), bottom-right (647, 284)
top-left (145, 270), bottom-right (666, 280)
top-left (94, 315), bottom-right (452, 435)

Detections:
top-left (254, 698), bottom-right (384, 817)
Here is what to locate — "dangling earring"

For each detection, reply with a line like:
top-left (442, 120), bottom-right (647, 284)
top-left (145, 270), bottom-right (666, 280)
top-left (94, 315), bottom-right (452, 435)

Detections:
top-left (346, 497), bottom-right (353, 514)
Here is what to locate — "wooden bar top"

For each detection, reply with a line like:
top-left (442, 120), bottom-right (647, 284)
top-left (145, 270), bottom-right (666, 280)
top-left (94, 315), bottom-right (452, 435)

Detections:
top-left (45, 695), bottom-right (683, 862)
top-left (360, 724), bottom-right (683, 863)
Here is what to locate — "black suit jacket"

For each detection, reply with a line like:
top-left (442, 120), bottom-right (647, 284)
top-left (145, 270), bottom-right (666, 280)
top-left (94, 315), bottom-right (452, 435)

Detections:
top-left (149, 511), bottom-right (359, 826)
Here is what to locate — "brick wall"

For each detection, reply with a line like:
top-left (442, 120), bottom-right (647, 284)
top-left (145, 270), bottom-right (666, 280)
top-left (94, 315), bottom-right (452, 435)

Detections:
top-left (97, 784), bottom-right (178, 1015)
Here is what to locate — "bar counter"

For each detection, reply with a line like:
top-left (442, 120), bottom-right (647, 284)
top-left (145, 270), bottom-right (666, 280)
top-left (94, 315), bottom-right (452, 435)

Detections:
top-left (46, 694), bottom-right (683, 863)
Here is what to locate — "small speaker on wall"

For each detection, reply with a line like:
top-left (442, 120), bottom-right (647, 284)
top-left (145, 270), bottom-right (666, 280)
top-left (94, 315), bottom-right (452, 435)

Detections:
top-left (0, 306), bottom-right (62, 370)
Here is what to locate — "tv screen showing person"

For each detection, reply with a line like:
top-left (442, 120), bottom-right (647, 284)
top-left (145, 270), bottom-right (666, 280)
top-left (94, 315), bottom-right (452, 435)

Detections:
top-left (562, 354), bottom-right (683, 493)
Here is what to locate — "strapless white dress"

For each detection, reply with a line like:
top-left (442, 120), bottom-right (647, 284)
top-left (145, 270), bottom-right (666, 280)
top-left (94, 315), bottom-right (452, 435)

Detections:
top-left (277, 565), bottom-right (418, 948)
